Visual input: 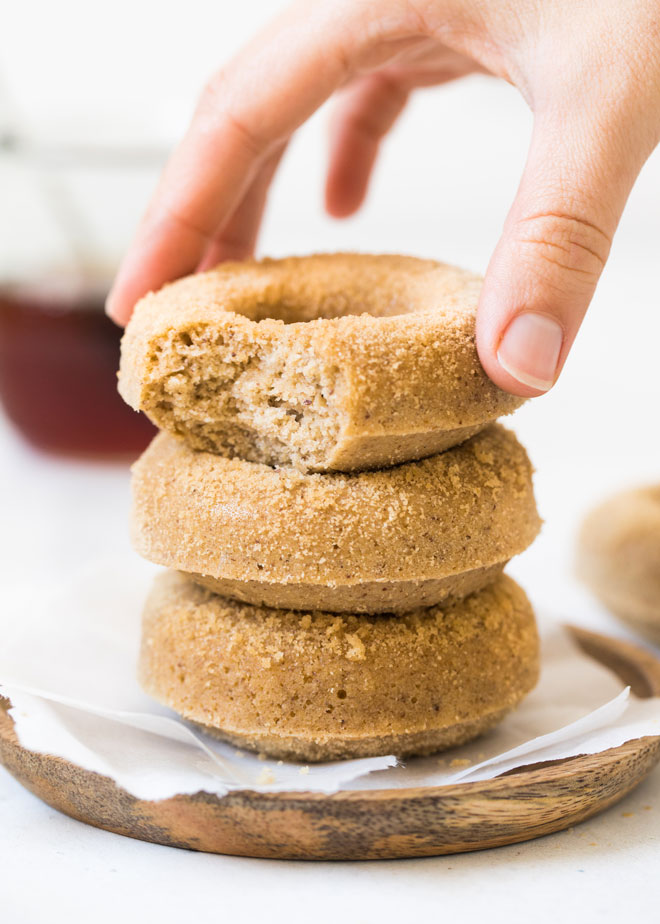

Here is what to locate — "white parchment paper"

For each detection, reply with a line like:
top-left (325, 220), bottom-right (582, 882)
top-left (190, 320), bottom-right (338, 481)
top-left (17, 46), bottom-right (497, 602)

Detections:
top-left (2, 558), bottom-right (659, 800)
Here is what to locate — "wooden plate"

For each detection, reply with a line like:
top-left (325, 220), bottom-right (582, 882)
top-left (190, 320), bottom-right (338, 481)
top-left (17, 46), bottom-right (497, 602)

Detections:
top-left (2, 626), bottom-right (660, 860)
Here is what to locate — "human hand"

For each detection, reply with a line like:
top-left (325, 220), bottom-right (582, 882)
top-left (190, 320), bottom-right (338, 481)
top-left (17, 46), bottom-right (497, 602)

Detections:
top-left (106, 0), bottom-right (660, 396)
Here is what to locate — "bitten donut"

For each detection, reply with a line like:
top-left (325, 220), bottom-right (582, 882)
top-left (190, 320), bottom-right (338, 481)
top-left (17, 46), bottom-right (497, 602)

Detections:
top-left (577, 485), bottom-right (660, 642)
top-left (119, 253), bottom-right (524, 473)
top-left (139, 571), bottom-right (539, 762)
top-left (131, 424), bottom-right (541, 614)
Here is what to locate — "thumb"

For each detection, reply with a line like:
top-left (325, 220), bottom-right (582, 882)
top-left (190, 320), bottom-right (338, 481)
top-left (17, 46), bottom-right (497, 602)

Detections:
top-left (476, 112), bottom-right (642, 396)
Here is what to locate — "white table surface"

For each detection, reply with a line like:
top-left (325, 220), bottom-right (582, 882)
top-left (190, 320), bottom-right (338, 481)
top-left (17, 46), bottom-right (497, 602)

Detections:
top-left (2, 27), bottom-right (660, 917)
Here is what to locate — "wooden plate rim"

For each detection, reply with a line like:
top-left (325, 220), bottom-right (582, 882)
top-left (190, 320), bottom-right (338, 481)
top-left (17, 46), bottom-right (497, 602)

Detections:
top-left (1, 623), bottom-right (659, 807)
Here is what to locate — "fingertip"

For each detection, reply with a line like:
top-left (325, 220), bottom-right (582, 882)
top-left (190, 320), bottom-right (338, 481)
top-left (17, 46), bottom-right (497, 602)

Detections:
top-left (104, 298), bottom-right (122, 327)
top-left (476, 334), bottom-right (548, 398)
top-left (324, 179), bottom-right (365, 219)
top-left (105, 250), bottom-right (160, 328)
top-left (324, 137), bottom-right (372, 218)
top-left (476, 298), bottom-right (564, 398)
top-left (105, 283), bottom-right (132, 328)
top-left (104, 254), bottom-right (149, 327)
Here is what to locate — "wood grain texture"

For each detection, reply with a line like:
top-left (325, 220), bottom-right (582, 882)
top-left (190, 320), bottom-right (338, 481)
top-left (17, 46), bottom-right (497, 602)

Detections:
top-left (2, 626), bottom-right (660, 860)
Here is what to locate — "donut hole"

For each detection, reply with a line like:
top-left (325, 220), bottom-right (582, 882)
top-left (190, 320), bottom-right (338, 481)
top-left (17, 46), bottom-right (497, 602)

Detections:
top-left (242, 287), bottom-right (417, 323)
top-left (216, 256), bottom-right (448, 323)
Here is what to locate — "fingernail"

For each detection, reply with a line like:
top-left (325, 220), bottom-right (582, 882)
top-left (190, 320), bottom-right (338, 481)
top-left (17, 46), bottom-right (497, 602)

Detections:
top-left (497, 313), bottom-right (563, 392)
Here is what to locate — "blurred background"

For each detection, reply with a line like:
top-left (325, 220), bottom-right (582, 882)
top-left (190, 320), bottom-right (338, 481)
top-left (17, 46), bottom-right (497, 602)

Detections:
top-left (1, 0), bottom-right (658, 634)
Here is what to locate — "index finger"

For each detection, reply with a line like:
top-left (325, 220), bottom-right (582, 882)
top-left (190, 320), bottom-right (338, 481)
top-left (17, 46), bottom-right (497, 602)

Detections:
top-left (106, 1), bottom-right (386, 324)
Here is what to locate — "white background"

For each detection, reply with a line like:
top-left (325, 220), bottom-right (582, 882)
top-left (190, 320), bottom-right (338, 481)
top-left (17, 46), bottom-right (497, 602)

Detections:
top-left (1, 2), bottom-right (660, 921)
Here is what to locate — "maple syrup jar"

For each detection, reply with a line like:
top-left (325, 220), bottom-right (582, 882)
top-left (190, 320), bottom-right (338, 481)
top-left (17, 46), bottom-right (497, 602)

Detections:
top-left (0, 118), bottom-right (166, 458)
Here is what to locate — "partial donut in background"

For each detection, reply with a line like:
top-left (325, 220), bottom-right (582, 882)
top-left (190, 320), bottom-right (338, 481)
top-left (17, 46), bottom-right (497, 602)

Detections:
top-left (577, 485), bottom-right (660, 643)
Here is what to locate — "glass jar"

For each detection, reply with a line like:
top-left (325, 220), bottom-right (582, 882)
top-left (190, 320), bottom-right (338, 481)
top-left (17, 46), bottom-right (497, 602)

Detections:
top-left (0, 116), bottom-right (168, 459)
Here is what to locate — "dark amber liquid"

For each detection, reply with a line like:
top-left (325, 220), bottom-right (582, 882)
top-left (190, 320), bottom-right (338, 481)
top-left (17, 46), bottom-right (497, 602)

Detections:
top-left (0, 282), bottom-right (156, 459)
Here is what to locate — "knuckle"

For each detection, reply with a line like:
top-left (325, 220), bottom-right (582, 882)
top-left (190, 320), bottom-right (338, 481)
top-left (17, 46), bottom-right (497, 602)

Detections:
top-left (515, 211), bottom-right (611, 286)
top-left (161, 204), bottom-right (212, 242)
top-left (197, 71), bottom-right (267, 158)
top-left (332, 36), bottom-right (353, 83)
top-left (223, 109), bottom-right (267, 159)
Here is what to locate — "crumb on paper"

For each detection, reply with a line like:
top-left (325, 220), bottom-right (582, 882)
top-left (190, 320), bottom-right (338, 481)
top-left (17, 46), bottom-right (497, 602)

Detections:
top-left (299, 766), bottom-right (310, 776)
top-left (277, 760), bottom-right (284, 766)
top-left (643, 805), bottom-right (652, 811)
top-left (621, 812), bottom-right (634, 818)
top-left (257, 768), bottom-right (276, 785)
top-left (449, 758), bottom-right (471, 768)
top-left (233, 749), bottom-right (246, 758)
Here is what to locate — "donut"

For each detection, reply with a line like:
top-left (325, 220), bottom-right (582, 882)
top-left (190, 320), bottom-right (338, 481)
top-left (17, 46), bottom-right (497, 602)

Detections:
top-left (119, 253), bottom-right (524, 473)
top-left (139, 571), bottom-right (539, 761)
top-left (130, 424), bottom-right (540, 614)
top-left (577, 485), bottom-right (660, 642)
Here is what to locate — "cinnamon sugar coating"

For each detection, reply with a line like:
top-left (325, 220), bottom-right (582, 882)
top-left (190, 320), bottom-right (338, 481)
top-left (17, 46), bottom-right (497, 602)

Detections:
top-left (139, 571), bottom-right (539, 761)
top-left (119, 254), bottom-right (524, 473)
top-left (130, 425), bottom-right (541, 613)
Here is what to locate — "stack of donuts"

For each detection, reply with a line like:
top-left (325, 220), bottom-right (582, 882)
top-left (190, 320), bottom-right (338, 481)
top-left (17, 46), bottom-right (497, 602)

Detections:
top-left (119, 254), bottom-right (542, 761)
